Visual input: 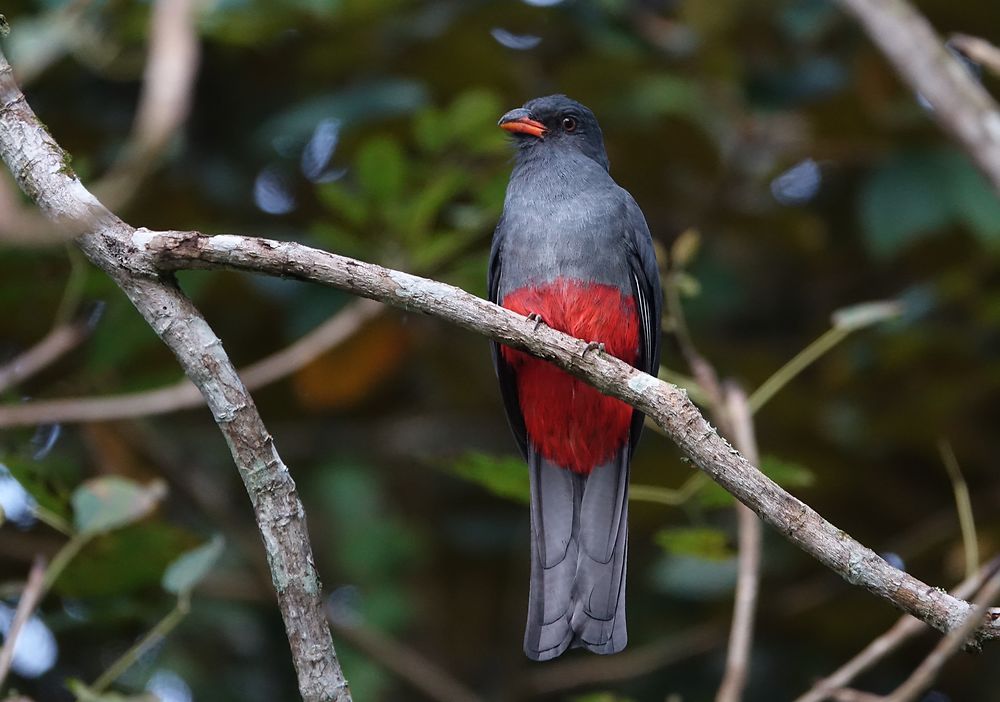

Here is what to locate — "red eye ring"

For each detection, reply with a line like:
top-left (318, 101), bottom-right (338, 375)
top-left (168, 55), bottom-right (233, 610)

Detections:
top-left (562, 116), bottom-right (577, 132)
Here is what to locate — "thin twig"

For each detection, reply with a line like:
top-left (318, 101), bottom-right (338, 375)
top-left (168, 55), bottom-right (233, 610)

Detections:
top-left (525, 623), bottom-right (721, 695)
top-left (883, 570), bottom-right (1000, 702)
top-left (630, 473), bottom-right (708, 506)
top-left (749, 327), bottom-right (848, 414)
top-left (92, 0), bottom-right (200, 210)
top-left (0, 299), bottom-right (381, 426)
top-left (794, 556), bottom-right (1000, 702)
top-left (716, 385), bottom-right (763, 702)
top-left (90, 594), bottom-right (191, 694)
top-left (0, 314), bottom-right (94, 394)
top-left (0, 555), bottom-right (46, 689)
top-left (937, 439), bottom-right (978, 580)
top-left (328, 615), bottom-right (484, 702)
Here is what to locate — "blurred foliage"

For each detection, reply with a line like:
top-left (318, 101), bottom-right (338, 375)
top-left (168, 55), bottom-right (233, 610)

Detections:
top-left (1, 0), bottom-right (999, 701)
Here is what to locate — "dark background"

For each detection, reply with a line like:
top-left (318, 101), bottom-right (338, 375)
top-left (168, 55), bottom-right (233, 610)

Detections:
top-left (1, 1), bottom-right (999, 700)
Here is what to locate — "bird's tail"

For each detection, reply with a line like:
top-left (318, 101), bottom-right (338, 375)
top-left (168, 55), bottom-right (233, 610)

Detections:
top-left (523, 446), bottom-right (629, 661)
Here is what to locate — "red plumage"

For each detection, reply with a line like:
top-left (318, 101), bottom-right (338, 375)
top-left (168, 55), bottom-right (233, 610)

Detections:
top-left (500, 278), bottom-right (639, 474)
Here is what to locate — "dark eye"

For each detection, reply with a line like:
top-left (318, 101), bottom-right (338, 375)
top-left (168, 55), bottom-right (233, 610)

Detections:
top-left (562, 116), bottom-right (577, 132)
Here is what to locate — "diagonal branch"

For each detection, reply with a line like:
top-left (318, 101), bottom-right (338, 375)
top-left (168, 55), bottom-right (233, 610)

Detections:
top-left (120, 226), bottom-right (1000, 648)
top-left (831, 0), bottom-right (1000, 193)
top-left (0, 48), bottom-right (350, 702)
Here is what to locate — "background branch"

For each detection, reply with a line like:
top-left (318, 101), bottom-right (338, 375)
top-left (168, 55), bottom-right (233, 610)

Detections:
top-left (831, 0), bottom-right (1000, 193)
top-left (715, 385), bottom-right (763, 702)
top-left (0, 555), bottom-right (46, 690)
top-left (0, 47), bottom-right (350, 702)
top-left (0, 298), bottom-right (381, 426)
top-left (795, 556), bottom-right (1000, 702)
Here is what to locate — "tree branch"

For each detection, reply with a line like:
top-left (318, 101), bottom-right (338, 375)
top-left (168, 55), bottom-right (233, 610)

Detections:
top-left (831, 0), bottom-right (1000, 193)
top-left (0, 311), bottom-right (95, 394)
top-left (0, 555), bottom-right (46, 690)
top-left (0, 298), bottom-right (381, 426)
top-left (118, 226), bottom-right (1000, 647)
top-left (0, 48), bottom-right (350, 702)
top-left (794, 556), bottom-right (1000, 702)
top-left (716, 385), bottom-right (763, 702)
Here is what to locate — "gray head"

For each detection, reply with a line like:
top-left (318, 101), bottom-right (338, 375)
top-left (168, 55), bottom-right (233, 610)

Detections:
top-left (498, 95), bottom-right (609, 172)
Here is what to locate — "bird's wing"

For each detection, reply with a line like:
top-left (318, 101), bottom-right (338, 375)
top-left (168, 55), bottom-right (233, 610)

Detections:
top-left (488, 220), bottom-right (529, 460)
top-left (619, 191), bottom-right (663, 457)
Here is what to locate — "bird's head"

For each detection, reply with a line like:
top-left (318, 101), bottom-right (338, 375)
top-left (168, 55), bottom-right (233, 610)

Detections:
top-left (498, 95), bottom-right (609, 171)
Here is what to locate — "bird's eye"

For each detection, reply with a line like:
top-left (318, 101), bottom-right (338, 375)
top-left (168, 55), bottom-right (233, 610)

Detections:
top-left (562, 116), bottom-right (577, 132)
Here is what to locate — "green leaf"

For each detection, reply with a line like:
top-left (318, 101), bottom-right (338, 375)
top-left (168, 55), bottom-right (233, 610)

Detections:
top-left (760, 455), bottom-right (815, 488)
top-left (162, 534), bottom-right (226, 595)
top-left (571, 694), bottom-right (637, 702)
top-left (400, 169), bottom-right (466, 239)
top-left (316, 182), bottom-right (368, 226)
top-left (860, 148), bottom-right (1000, 257)
top-left (655, 526), bottom-right (733, 560)
top-left (942, 152), bottom-right (1000, 244)
top-left (624, 73), bottom-right (706, 123)
top-left (356, 136), bottom-right (407, 204)
top-left (860, 151), bottom-right (951, 257)
top-left (447, 452), bottom-right (529, 503)
top-left (56, 522), bottom-right (192, 598)
top-left (696, 480), bottom-right (735, 508)
top-left (4, 456), bottom-right (76, 523)
top-left (413, 107), bottom-right (451, 153)
top-left (446, 89), bottom-right (506, 153)
top-left (72, 477), bottom-right (167, 535)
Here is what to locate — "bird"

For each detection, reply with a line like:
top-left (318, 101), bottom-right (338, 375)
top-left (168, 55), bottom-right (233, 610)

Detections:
top-left (488, 95), bottom-right (662, 661)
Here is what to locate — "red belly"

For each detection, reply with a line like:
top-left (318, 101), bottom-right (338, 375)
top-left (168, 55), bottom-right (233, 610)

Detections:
top-left (501, 279), bottom-right (640, 474)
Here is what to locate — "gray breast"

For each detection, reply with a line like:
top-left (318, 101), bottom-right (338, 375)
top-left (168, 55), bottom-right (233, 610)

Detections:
top-left (497, 156), bottom-right (632, 297)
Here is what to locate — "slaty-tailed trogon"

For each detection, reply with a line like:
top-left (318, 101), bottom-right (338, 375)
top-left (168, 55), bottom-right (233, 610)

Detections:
top-left (488, 95), bottom-right (662, 661)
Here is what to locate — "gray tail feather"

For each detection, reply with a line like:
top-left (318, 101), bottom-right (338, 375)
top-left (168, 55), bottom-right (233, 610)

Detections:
top-left (523, 447), bottom-right (629, 661)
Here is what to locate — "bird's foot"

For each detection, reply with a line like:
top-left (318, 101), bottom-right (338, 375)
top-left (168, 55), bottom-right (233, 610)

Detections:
top-left (581, 341), bottom-right (606, 358)
top-left (526, 312), bottom-right (547, 331)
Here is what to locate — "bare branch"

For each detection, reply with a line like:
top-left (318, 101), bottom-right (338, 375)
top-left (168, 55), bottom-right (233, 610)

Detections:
top-left (525, 623), bottom-right (721, 695)
top-left (0, 0), bottom-right (200, 246)
top-left (831, 0), bottom-right (1000, 193)
top-left (117, 226), bottom-right (1000, 648)
top-left (794, 556), bottom-right (1000, 702)
top-left (0, 555), bottom-right (47, 689)
top-left (883, 571), bottom-right (1000, 702)
top-left (327, 615), bottom-right (484, 702)
top-left (716, 385), bottom-right (763, 702)
top-left (0, 312), bottom-right (95, 393)
top-left (0, 48), bottom-right (350, 701)
top-left (0, 298), bottom-right (381, 427)
top-left (92, 0), bottom-right (200, 209)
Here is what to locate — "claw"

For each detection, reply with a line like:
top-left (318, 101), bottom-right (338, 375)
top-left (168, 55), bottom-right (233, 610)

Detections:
top-left (581, 341), bottom-right (606, 358)
top-left (526, 312), bottom-right (546, 331)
